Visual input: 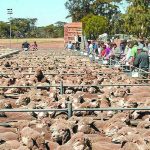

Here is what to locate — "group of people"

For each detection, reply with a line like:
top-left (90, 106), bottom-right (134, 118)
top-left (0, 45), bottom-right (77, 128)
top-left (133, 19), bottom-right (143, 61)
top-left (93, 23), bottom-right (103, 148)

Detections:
top-left (65, 41), bottom-right (80, 50)
top-left (86, 38), bottom-right (150, 72)
top-left (22, 41), bottom-right (38, 51)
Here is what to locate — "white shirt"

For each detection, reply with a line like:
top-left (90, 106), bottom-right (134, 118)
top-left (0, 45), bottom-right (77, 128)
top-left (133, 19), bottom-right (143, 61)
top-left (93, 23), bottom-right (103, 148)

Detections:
top-left (125, 48), bottom-right (132, 61)
top-left (74, 36), bottom-right (78, 43)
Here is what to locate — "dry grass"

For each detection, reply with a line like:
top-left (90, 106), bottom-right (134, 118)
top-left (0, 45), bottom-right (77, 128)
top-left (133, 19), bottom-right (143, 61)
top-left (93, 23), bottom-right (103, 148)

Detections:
top-left (0, 38), bottom-right (64, 44)
top-left (0, 38), bottom-right (65, 49)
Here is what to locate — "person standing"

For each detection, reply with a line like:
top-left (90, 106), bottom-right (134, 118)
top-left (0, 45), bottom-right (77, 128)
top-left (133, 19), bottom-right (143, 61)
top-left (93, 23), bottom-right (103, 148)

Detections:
top-left (22, 41), bottom-right (30, 55)
top-left (101, 44), bottom-right (107, 58)
top-left (121, 41), bottom-right (132, 63)
top-left (120, 40), bottom-right (127, 54)
top-left (130, 40), bottom-right (138, 63)
top-left (98, 43), bottom-right (102, 57)
top-left (133, 46), bottom-right (149, 78)
top-left (86, 40), bottom-right (90, 54)
top-left (93, 41), bottom-right (98, 55)
top-left (89, 41), bottom-right (94, 55)
top-left (65, 41), bottom-right (73, 50)
top-left (32, 41), bottom-right (38, 51)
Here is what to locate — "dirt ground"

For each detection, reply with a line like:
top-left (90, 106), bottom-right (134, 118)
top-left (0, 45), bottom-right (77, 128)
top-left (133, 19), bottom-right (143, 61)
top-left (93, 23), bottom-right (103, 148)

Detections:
top-left (0, 38), bottom-right (65, 50)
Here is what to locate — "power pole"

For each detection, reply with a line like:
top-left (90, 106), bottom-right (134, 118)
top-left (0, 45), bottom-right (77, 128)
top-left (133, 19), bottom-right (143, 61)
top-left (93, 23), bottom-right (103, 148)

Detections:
top-left (7, 9), bottom-right (13, 49)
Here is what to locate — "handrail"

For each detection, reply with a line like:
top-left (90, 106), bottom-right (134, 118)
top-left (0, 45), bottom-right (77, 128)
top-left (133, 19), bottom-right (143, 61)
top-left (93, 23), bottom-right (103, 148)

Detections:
top-left (74, 107), bottom-right (150, 111)
top-left (0, 50), bottom-right (20, 59)
top-left (0, 103), bottom-right (150, 119)
top-left (0, 72), bottom-right (129, 76)
top-left (0, 84), bottom-right (149, 89)
top-left (0, 108), bottom-right (67, 112)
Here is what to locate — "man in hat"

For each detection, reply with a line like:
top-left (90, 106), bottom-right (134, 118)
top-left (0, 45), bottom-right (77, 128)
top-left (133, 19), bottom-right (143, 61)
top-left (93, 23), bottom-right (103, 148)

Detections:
top-left (65, 41), bottom-right (73, 50)
top-left (22, 41), bottom-right (30, 51)
top-left (133, 45), bottom-right (149, 78)
top-left (130, 40), bottom-right (138, 63)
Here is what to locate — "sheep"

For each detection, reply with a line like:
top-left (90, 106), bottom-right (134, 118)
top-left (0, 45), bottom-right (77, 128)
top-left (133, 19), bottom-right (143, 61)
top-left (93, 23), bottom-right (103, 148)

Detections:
top-left (57, 132), bottom-right (92, 150)
top-left (50, 120), bottom-right (71, 145)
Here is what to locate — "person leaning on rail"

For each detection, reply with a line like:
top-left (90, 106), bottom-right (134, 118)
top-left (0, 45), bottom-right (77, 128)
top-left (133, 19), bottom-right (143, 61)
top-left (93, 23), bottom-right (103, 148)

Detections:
top-left (133, 46), bottom-right (149, 78)
top-left (65, 41), bottom-right (73, 50)
top-left (22, 41), bottom-right (30, 55)
top-left (32, 41), bottom-right (38, 51)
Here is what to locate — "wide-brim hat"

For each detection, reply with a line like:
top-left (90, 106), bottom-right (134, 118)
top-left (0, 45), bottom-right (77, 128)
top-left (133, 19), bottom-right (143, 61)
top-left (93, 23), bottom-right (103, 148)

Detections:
top-left (143, 47), bottom-right (149, 52)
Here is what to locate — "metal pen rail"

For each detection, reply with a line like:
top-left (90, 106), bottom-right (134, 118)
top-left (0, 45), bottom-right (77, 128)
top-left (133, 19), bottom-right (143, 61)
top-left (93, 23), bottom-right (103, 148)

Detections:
top-left (0, 73), bottom-right (85, 76)
top-left (0, 108), bottom-right (67, 113)
top-left (79, 52), bottom-right (150, 74)
top-left (0, 84), bottom-right (150, 89)
top-left (0, 102), bottom-right (150, 119)
top-left (0, 82), bottom-right (150, 95)
top-left (16, 55), bottom-right (83, 59)
top-left (0, 50), bottom-right (20, 59)
top-left (0, 72), bottom-right (130, 76)
top-left (0, 65), bottom-right (108, 70)
top-left (0, 50), bottom-right (150, 124)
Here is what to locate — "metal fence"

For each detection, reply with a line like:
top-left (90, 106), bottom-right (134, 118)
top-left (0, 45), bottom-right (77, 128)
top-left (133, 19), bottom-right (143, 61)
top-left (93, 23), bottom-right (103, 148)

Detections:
top-left (0, 102), bottom-right (150, 121)
top-left (0, 50), bottom-right (19, 59)
top-left (0, 81), bottom-right (150, 95)
top-left (0, 49), bottom-right (150, 124)
top-left (0, 72), bottom-right (134, 76)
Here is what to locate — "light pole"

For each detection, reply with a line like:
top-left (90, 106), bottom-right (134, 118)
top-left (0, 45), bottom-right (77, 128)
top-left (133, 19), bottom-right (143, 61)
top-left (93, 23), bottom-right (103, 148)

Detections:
top-left (7, 9), bottom-right (13, 49)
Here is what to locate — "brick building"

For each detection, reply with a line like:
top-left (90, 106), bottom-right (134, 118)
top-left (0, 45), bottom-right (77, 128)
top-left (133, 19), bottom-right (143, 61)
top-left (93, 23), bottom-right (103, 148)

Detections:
top-left (64, 22), bottom-right (82, 44)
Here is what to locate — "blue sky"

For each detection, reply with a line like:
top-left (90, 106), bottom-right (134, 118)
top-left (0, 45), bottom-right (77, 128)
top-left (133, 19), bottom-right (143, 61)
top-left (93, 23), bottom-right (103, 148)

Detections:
top-left (0, 0), bottom-right (128, 26)
top-left (0, 0), bottom-right (71, 26)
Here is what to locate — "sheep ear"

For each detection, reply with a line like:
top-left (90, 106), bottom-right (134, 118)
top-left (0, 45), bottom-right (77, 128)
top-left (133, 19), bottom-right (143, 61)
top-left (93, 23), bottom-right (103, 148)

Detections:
top-left (121, 141), bottom-right (127, 148)
top-left (89, 121), bottom-right (94, 125)
top-left (84, 138), bottom-right (92, 149)
top-left (72, 124), bottom-right (78, 134)
top-left (50, 111), bottom-right (56, 118)
top-left (62, 129), bottom-right (71, 144)
top-left (87, 118), bottom-right (94, 125)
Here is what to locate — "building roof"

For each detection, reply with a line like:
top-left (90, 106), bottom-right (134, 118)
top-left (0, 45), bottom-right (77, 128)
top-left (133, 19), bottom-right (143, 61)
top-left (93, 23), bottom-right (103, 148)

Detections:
top-left (64, 22), bottom-right (82, 28)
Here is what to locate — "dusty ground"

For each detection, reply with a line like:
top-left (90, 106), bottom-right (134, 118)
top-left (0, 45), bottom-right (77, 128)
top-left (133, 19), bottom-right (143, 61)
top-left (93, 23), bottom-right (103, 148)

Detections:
top-left (0, 38), bottom-right (65, 50)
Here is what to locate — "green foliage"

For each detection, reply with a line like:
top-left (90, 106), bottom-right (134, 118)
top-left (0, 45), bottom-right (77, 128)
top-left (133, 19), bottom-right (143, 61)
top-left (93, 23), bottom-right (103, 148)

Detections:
top-left (42, 21), bottom-right (66, 38)
top-left (109, 13), bottom-right (125, 35)
top-left (122, 0), bottom-right (150, 36)
top-left (65, 0), bottom-right (92, 21)
top-left (65, 0), bottom-right (150, 37)
top-left (82, 15), bottom-right (108, 39)
top-left (0, 22), bottom-right (9, 38)
top-left (11, 18), bottom-right (37, 38)
top-left (0, 18), bottom-right (65, 38)
top-left (65, 0), bottom-right (121, 21)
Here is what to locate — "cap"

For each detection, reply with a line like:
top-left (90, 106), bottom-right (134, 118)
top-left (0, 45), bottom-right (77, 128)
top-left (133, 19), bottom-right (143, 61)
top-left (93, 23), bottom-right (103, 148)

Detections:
top-left (137, 44), bottom-right (143, 50)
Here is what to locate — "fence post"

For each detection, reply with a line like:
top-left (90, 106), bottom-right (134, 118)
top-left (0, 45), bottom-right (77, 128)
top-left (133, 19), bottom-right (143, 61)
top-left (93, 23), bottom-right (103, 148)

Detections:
top-left (109, 58), bottom-right (112, 68)
top-left (82, 86), bottom-right (84, 92)
top-left (101, 110), bottom-right (104, 121)
top-left (60, 81), bottom-right (64, 95)
top-left (67, 101), bottom-right (73, 118)
top-left (34, 84), bottom-right (37, 90)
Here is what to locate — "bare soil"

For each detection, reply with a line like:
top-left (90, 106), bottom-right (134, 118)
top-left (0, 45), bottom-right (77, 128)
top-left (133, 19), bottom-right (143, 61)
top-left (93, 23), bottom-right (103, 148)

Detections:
top-left (0, 38), bottom-right (65, 50)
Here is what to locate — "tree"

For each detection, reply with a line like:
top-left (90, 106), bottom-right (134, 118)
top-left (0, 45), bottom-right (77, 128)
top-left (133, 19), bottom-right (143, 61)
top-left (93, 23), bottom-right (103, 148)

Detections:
top-left (122, 0), bottom-right (150, 37)
top-left (54, 21), bottom-right (66, 37)
top-left (108, 13), bottom-right (125, 35)
top-left (65, 0), bottom-right (121, 21)
top-left (91, 0), bottom-right (120, 20)
top-left (44, 24), bottom-right (55, 38)
top-left (10, 18), bottom-right (38, 38)
top-left (65, 0), bottom-right (92, 21)
top-left (82, 15), bottom-right (108, 39)
top-left (0, 21), bottom-right (9, 38)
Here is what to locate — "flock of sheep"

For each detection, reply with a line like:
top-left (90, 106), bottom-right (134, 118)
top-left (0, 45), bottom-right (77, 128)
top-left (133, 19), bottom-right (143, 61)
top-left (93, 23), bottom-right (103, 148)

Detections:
top-left (0, 49), bottom-right (149, 150)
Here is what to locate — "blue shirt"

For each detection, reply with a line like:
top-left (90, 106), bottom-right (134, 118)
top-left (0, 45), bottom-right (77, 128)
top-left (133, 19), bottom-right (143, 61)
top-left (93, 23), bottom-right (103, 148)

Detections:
top-left (67, 43), bottom-right (73, 49)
